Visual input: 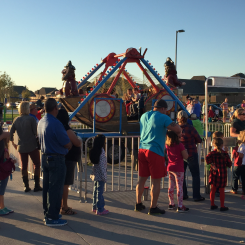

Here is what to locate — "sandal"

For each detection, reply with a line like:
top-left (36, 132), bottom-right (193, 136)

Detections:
top-left (61, 208), bottom-right (77, 215)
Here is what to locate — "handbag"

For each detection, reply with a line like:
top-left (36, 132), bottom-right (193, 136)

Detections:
top-left (0, 156), bottom-right (15, 180)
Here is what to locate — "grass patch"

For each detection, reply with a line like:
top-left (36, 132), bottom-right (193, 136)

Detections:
top-left (4, 114), bottom-right (19, 122)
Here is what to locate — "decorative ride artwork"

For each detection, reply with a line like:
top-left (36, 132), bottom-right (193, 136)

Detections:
top-left (156, 90), bottom-right (175, 113)
top-left (90, 95), bottom-right (115, 123)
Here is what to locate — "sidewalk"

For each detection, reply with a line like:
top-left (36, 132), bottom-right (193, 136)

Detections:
top-left (1, 170), bottom-right (245, 245)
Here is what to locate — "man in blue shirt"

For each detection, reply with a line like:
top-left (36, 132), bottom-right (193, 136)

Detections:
top-left (29, 103), bottom-right (39, 124)
top-left (135, 99), bottom-right (181, 215)
top-left (38, 98), bottom-right (72, 227)
top-left (193, 99), bottom-right (201, 119)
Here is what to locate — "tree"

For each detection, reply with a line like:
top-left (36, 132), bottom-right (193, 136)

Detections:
top-left (22, 88), bottom-right (31, 100)
top-left (0, 72), bottom-right (15, 103)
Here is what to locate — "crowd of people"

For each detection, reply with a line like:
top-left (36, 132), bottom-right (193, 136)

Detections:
top-left (1, 94), bottom-right (245, 225)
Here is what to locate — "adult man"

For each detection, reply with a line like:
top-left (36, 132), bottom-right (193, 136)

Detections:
top-left (135, 99), bottom-right (181, 215)
top-left (220, 98), bottom-right (229, 123)
top-left (29, 103), bottom-right (39, 124)
top-left (38, 98), bottom-right (72, 226)
top-left (193, 99), bottom-right (201, 119)
top-left (36, 96), bottom-right (45, 110)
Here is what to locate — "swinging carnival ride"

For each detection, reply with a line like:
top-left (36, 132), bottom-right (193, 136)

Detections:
top-left (58, 47), bottom-right (189, 139)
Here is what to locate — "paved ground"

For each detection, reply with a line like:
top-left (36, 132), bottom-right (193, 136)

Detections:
top-left (1, 170), bottom-right (245, 245)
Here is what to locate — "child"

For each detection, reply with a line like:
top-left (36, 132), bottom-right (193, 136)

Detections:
top-left (211, 131), bottom-right (228, 197)
top-left (208, 106), bottom-right (215, 121)
top-left (206, 138), bottom-right (232, 211)
top-left (229, 106), bottom-right (235, 122)
top-left (89, 134), bottom-right (109, 215)
top-left (0, 137), bottom-right (15, 215)
top-left (166, 131), bottom-right (189, 213)
top-left (231, 135), bottom-right (244, 194)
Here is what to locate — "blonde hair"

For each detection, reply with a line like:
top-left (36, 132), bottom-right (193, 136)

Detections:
top-left (232, 108), bottom-right (244, 120)
top-left (18, 101), bottom-right (30, 115)
top-left (239, 130), bottom-right (245, 143)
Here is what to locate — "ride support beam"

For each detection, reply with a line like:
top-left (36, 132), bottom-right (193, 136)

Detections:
top-left (69, 58), bottom-right (127, 120)
top-left (137, 62), bottom-right (160, 92)
top-left (77, 62), bottom-right (104, 89)
top-left (140, 58), bottom-right (189, 114)
top-left (122, 71), bottom-right (136, 88)
top-left (107, 61), bottom-right (127, 95)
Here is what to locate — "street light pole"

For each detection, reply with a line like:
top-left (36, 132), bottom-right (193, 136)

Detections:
top-left (175, 29), bottom-right (185, 70)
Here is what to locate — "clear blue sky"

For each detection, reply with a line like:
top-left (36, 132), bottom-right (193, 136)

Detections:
top-left (1, 0), bottom-right (244, 92)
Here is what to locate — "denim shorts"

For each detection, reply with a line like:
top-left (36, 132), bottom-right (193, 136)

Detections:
top-left (0, 177), bottom-right (9, 195)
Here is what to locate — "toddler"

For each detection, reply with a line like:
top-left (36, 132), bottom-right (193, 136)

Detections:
top-left (206, 138), bottom-right (232, 211)
top-left (89, 134), bottom-right (109, 215)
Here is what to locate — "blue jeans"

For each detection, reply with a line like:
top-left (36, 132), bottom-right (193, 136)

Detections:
top-left (0, 177), bottom-right (9, 196)
top-left (92, 181), bottom-right (105, 212)
top-left (42, 154), bottom-right (66, 220)
top-left (183, 153), bottom-right (201, 199)
top-left (232, 165), bottom-right (245, 192)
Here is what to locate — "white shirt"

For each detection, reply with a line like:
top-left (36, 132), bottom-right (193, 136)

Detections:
top-left (238, 143), bottom-right (245, 165)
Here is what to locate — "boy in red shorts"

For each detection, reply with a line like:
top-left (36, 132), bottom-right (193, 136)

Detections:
top-left (135, 99), bottom-right (181, 215)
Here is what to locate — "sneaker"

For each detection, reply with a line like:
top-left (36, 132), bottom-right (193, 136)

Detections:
top-left (177, 206), bottom-right (189, 213)
top-left (168, 204), bottom-right (176, 210)
top-left (211, 205), bottom-right (218, 210)
top-left (230, 190), bottom-right (237, 194)
top-left (0, 208), bottom-right (9, 216)
top-left (3, 207), bottom-right (14, 213)
top-left (148, 207), bottom-right (165, 215)
top-left (220, 207), bottom-right (229, 212)
top-left (96, 209), bottom-right (109, 215)
top-left (134, 202), bottom-right (146, 212)
top-left (45, 218), bottom-right (67, 227)
top-left (43, 214), bottom-right (62, 222)
top-left (92, 209), bottom-right (96, 213)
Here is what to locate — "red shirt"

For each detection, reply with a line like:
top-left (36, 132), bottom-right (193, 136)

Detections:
top-left (36, 111), bottom-right (42, 120)
top-left (166, 143), bottom-right (185, 172)
top-left (208, 110), bottom-right (215, 118)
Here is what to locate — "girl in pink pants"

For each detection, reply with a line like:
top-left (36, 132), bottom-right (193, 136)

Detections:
top-left (166, 131), bottom-right (189, 213)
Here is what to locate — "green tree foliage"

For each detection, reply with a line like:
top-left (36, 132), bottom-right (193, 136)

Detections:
top-left (0, 72), bottom-right (15, 103)
top-left (22, 88), bottom-right (31, 100)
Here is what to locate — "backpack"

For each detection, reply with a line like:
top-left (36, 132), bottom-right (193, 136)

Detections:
top-left (0, 156), bottom-right (15, 180)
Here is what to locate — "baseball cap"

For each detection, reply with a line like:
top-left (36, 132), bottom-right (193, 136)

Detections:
top-left (177, 110), bottom-right (188, 119)
top-left (153, 99), bottom-right (168, 108)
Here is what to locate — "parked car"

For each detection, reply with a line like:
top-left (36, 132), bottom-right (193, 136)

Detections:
top-left (15, 101), bottom-right (21, 108)
top-left (208, 104), bottom-right (223, 117)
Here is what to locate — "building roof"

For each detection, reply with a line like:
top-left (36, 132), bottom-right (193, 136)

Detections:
top-left (35, 87), bottom-right (57, 95)
top-left (179, 79), bottom-right (205, 95)
top-left (13, 85), bottom-right (36, 97)
top-left (231, 73), bottom-right (245, 78)
top-left (190, 76), bottom-right (207, 81)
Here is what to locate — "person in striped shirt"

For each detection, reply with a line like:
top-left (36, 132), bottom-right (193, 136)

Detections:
top-left (220, 98), bottom-right (229, 123)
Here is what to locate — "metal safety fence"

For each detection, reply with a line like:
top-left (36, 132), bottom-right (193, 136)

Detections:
top-left (8, 130), bottom-right (237, 203)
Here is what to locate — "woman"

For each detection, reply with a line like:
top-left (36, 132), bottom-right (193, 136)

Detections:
top-left (10, 102), bottom-right (42, 192)
top-left (56, 109), bottom-right (82, 215)
top-left (177, 110), bottom-right (204, 201)
top-left (230, 108), bottom-right (245, 137)
top-left (186, 100), bottom-right (194, 114)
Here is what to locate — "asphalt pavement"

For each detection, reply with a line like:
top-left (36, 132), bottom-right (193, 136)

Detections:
top-left (1, 169), bottom-right (245, 245)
